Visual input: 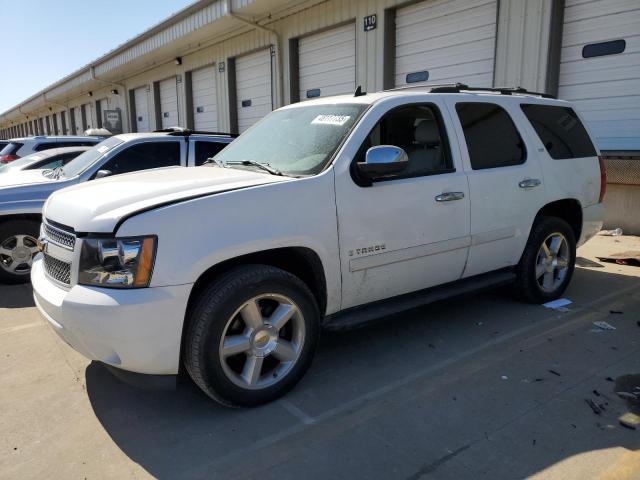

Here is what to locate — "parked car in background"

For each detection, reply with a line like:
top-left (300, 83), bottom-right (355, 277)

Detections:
top-left (0, 146), bottom-right (91, 174)
top-left (32, 85), bottom-right (606, 407)
top-left (0, 141), bottom-right (8, 151)
top-left (0, 135), bottom-right (104, 164)
top-left (0, 129), bottom-right (234, 282)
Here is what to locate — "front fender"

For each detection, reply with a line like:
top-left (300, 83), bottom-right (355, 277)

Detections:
top-left (0, 199), bottom-right (45, 217)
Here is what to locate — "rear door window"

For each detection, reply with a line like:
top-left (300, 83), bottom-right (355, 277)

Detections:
top-left (0, 142), bottom-right (24, 156)
top-left (520, 104), bottom-right (597, 159)
top-left (194, 140), bottom-right (229, 166)
top-left (455, 103), bottom-right (526, 170)
top-left (98, 141), bottom-right (181, 176)
top-left (33, 142), bottom-right (58, 152)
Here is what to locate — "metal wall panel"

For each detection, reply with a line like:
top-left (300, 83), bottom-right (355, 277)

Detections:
top-left (394, 0), bottom-right (498, 87)
top-left (559, 0), bottom-right (640, 151)
top-left (298, 23), bottom-right (356, 101)
top-left (192, 65), bottom-right (219, 131)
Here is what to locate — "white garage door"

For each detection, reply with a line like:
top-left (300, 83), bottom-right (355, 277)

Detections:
top-left (558, 0), bottom-right (640, 152)
top-left (395, 0), bottom-right (497, 87)
top-left (159, 77), bottom-right (179, 129)
top-left (192, 65), bottom-right (218, 131)
top-left (235, 49), bottom-right (273, 133)
top-left (298, 23), bottom-right (356, 100)
top-left (134, 87), bottom-right (150, 133)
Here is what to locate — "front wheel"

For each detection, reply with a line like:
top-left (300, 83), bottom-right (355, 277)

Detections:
top-left (184, 265), bottom-right (320, 407)
top-left (515, 216), bottom-right (576, 304)
top-left (0, 220), bottom-right (40, 284)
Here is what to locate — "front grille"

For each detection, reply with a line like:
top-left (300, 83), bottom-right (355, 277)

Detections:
top-left (44, 254), bottom-right (71, 285)
top-left (44, 223), bottom-right (76, 250)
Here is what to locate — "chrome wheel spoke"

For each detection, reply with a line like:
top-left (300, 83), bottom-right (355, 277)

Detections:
top-left (535, 262), bottom-right (546, 279)
top-left (241, 355), bottom-right (264, 386)
top-left (222, 335), bottom-right (251, 357)
top-left (556, 257), bottom-right (568, 269)
top-left (550, 235), bottom-right (563, 254)
top-left (272, 340), bottom-right (297, 362)
top-left (269, 303), bottom-right (296, 331)
top-left (0, 246), bottom-right (12, 257)
top-left (14, 235), bottom-right (27, 248)
top-left (542, 271), bottom-right (554, 290)
top-left (541, 242), bottom-right (552, 259)
top-left (240, 299), bottom-right (264, 330)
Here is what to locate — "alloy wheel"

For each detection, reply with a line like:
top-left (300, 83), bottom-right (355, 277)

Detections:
top-left (0, 234), bottom-right (39, 275)
top-left (535, 232), bottom-right (569, 293)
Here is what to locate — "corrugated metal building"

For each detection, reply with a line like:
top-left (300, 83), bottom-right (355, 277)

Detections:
top-left (1, 0), bottom-right (639, 229)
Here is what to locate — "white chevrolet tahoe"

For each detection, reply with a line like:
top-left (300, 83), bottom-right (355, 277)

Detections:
top-left (32, 85), bottom-right (605, 407)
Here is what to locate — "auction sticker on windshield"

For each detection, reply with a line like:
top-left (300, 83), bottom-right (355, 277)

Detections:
top-left (311, 114), bottom-right (351, 126)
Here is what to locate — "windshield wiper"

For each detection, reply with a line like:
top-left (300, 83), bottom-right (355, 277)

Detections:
top-left (221, 160), bottom-right (283, 176)
top-left (202, 157), bottom-right (225, 168)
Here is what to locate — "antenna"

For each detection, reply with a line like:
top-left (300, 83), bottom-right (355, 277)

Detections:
top-left (354, 86), bottom-right (367, 97)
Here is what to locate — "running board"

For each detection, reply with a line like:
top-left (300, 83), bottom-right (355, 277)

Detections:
top-left (323, 270), bottom-right (516, 331)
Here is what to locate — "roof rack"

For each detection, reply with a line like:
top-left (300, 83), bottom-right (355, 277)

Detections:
top-left (384, 82), bottom-right (555, 99)
top-left (429, 83), bottom-right (555, 98)
top-left (153, 127), bottom-right (239, 137)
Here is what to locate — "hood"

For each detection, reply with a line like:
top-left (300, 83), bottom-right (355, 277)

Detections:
top-left (44, 166), bottom-right (289, 233)
top-left (0, 169), bottom-right (57, 188)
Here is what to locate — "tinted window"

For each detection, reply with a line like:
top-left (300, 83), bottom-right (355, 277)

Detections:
top-left (0, 142), bottom-right (24, 156)
top-left (62, 137), bottom-right (123, 178)
top-left (99, 141), bottom-right (181, 176)
top-left (33, 142), bottom-right (58, 152)
top-left (521, 104), bottom-right (596, 159)
top-left (194, 140), bottom-right (229, 166)
top-left (354, 104), bottom-right (453, 181)
top-left (456, 103), bottom-right (526, 170)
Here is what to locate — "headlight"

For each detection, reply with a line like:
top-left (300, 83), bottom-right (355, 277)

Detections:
top-left (78, 236), bottom-right (157, 288)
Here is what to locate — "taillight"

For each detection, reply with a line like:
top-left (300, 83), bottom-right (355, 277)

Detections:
top-left (598, 155), bottom-right (607, 203)
top-left (0, 154), bottom-right (18, 164)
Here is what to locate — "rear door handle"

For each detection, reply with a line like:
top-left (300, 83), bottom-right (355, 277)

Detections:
top-left (435, 192), bottom-right (465, 202)
top-left (519, 178), bottom-right (542, 189)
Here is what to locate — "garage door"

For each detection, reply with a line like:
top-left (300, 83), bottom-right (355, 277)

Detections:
top-left (192, 65), bottom-right (218, 131)
top-left (558, 0), bottom-right (640, 152)
top-left (235, 49), bottom-right (273, 133)
top-left (395, 0), bottom-right (497, 87)
top-left (159, 77), bottom-right (179, 129)
top-left (298, 23), bottom-right (356, 100)
top-left (134, 87), bottom-right (150, 132)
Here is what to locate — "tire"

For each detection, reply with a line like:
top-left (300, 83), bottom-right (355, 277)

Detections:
top-left (0, 219), bottom-right (40, 285)
top-left (515, 216), bottom-right (576, 304)
top-left (184, 265), bottom-right (321, 407)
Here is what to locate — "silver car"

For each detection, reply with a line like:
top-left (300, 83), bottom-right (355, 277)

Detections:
top-left (0, 147), bottom-right (90, 174)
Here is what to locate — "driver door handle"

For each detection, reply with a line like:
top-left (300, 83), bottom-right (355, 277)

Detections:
top-left (519, 178), bottom-right (542, 189)
top-left (435, 192), bottom-right (465, 202)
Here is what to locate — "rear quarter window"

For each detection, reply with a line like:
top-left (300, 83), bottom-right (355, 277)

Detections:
top-left (520, 104), bottom-right (597, 159)
top-left (0, 142), bottom-right (24, 155)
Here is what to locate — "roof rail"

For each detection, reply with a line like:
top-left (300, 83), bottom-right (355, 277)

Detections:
top-left (429, 83), bottom-right (556, 98)
top-left (153, 127), bottom-right (239, 137)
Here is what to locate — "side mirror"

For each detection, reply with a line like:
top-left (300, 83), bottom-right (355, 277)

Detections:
top-left (94, 169), bottom-right (112, 179)
top-left (356, 145), bottom-right (408, 181)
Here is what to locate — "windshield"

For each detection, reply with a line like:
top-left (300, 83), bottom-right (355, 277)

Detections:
top-left (61, 137), bottom-right (123, 178)
top-left (213, 103), bottom-right (367, 176)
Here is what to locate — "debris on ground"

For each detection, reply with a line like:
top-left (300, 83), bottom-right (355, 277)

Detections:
top-left (543, 298), bottom-right (572, 310)
top-left (501, 375), bottom-right (509, 380)
top-left (616, 392), bottom-right (638, 401)
top-left (619, 413), bottom-right (640, 430)
top-left (609, 310), bottom-right (623, 314)
top-left (548, 369), bottom-right (562, 377)
top-left (599, 228), bottom-right (623, 236)
top-left (586, 399), bottom-right (603, 415)
top-left (592, 320), bottom-right (617, 331)
top-left (597, 251), bottom-right (640, 267)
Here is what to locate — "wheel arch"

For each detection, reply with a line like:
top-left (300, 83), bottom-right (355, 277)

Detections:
top-left (534, 198), bottom-right (582, 241)
top-left (0, 213), bottom-right (42, 226)
top-left (179, 246), bottom-right (328, 371)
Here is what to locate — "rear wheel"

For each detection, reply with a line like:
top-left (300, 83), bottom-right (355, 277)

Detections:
top-left (184, 265), bottom-right (320, 407)
top-left (515, 216), bottom-right (576, 304)
top-left (0, 220), bottom-right (40, 284)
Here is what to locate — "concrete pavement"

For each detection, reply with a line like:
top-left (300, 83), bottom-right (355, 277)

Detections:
top-left (1, 235), bottom-right (639, 479)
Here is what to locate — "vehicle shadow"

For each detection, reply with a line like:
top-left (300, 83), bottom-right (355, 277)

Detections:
top-left (0, 284), bottom-right (35, 308)
top-left (85, 266), bottom-right (640, 479)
